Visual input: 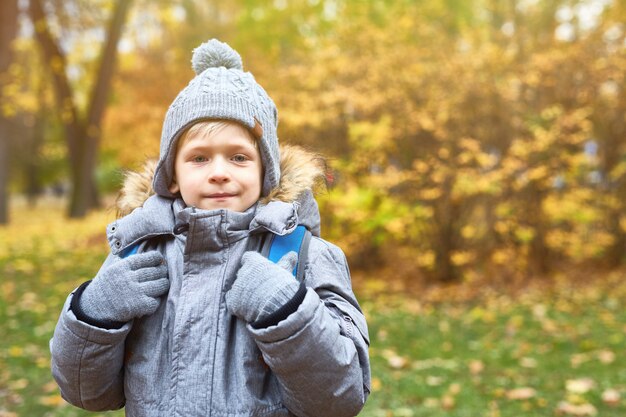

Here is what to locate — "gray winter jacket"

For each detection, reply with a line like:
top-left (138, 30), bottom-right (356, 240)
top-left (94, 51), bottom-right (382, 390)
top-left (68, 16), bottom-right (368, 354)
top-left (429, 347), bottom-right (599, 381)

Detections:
top-left (50, 146), bottom-right (371, 417)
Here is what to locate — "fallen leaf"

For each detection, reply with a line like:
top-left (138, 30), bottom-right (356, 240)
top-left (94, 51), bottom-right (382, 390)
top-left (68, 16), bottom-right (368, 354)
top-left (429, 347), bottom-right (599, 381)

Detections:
top-left (542, 319), bottom-right (558, 332)
top-left (412, 358), bottom-right (458, 370)
top-left (566, 378), bottom-right (595, 394)
top-left (469, 359), bottom-right (484, 375)
top-left (441, 394), bottom-right (455, 410)
top-left (423, 398), bottom-right (439, 408)
top-left (448, 383), bottom-right (462, 395)
top-left (42, 380), bottom-right (59, 393)
top-left (570, 353), bottom-right (588, 368)
top-left (382, 349), bottom-right (408, 369)
top-left (8, 379), bottom-right (28, 390)
top-left (602, 389), bottom-right (620, 406)
top-left (506, 387), bottom-right (536, 400)
top-left (532, 304), bottom-right (547, 319)
top-left (38, 394), bottom-right (66, 407)
top-left (566, 393), bottom-right (587, 405)
top-left (371, 377), bottom-right (382, 392)
top-left (387, 355), bottom-right (407, 369)
top-left (555, 401), bottom-right (597, 416)
top-left (8, 346), bottom-right (23, 358)
top-left (596, 350), bottom-right (615, 364)
top-left (426, 375), bottom-right (444, 386)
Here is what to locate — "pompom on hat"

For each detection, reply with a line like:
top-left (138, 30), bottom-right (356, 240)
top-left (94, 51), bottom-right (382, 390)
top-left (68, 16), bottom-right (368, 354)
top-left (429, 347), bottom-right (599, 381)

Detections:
top-left (152, 39), bottom-right (280, 198)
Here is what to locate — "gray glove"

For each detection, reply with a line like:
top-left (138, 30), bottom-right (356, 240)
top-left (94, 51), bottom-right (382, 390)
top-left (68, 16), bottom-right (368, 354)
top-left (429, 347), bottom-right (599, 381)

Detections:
top-left (79, 251), bottom-right (169, 323)
top-left (226, 251), bottom-right (299, 324)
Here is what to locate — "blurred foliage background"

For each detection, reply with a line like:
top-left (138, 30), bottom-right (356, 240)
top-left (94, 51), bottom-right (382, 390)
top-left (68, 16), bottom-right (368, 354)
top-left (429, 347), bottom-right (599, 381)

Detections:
top-left (2, 0), bottom-right (626, 284)
top-left (1, 0), bottom-right (626, 283)
top-left (2, 0), bottom-right (626, 416)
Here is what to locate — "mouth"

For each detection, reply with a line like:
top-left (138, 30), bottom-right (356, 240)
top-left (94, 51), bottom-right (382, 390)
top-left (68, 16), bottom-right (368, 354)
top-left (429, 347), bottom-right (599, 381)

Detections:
top-left (206, 193), bottom-right (237, 199)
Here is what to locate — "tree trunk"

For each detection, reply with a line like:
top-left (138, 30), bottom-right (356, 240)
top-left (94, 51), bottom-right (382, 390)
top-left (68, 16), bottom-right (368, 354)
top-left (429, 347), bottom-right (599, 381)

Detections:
top-left (598, 81), bottom-right (626, 267)
top-left (26, 127), bottom-right (44, 207)
top-left (526, 186), bottom-right (550, 276)
top-left (606, 210), bottom-right (626, 267)
top-left (81, 0), bottom-right (133, 212)
top-left (29, 0), bottom-right (133, 218)
top-left (0, 0), bottom-right (19, 224)
top-left (26, 84), bottom-right (47, 207)
top-left (432, 175), bottom-right (461, 282)
top-left (0, 125), bottom-right (9, 224)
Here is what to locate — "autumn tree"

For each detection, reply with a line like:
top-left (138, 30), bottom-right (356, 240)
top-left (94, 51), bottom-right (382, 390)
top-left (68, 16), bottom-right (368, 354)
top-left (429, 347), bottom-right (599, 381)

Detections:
top-left (0, 0), bottom-right (19, 224)
top-left (264, 0), bottom-right (625, 280)
top-left (28, 0), bottom-right (133, 218)
top-left (14, 0), bottom-right (623, 280)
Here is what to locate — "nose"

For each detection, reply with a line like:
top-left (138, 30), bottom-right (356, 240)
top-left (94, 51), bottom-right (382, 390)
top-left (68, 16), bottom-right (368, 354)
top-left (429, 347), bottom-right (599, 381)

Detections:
top-left (208, 157), bottom-right (230, 183)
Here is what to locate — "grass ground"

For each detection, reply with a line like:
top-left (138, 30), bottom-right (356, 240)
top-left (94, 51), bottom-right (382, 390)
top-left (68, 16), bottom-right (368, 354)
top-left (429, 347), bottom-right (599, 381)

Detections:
top-left (1, 198), bottom-right (625, 416)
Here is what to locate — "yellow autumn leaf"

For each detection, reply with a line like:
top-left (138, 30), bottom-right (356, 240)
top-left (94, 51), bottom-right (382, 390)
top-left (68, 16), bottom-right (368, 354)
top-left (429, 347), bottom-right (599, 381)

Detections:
top-left (491, 249), bottom-right (510, 265)
top-left (566, 378), bottom-right (595, 394)
top-left (8, 346), bottom-right (23, 358)
top-left (370, 377), bottom-right (382, 392)
top-left (417, 250), bottom-right (435, 268)
top-left (39, 394), bottom-right (67, 407)
top-left (451, 251), bottom-right (473, 266)
top-left (461, 225), bottom-right (477, 239)
top-left (419, 188), bottom-right (443, 200)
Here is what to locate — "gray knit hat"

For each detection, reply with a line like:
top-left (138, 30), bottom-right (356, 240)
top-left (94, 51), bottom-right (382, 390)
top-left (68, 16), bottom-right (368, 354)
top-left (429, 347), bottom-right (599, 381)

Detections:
top-left (152, 39), bottom-right (280, 198)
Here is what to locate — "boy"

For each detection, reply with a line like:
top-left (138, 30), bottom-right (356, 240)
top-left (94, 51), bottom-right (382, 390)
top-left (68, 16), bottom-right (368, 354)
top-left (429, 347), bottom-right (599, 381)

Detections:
top-left (50, 39), bottom-right (370, 417)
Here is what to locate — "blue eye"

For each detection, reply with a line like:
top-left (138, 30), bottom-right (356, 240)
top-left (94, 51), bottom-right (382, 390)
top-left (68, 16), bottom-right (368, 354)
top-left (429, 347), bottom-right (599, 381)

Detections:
top-left (232, 155), bottom-right (248, 163)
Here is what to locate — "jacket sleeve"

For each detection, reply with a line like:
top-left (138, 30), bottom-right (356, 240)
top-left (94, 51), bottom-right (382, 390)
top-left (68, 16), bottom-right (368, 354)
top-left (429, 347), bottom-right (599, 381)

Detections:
top-left (49, 253), bottom-right (132, 411)
top-left (248, 238), bottom-right (371, 417)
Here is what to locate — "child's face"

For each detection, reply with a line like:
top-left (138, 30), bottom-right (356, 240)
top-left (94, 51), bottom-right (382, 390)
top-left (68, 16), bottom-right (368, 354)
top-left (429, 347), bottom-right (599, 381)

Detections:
top-left (168, 122), bottom-right (263, 212)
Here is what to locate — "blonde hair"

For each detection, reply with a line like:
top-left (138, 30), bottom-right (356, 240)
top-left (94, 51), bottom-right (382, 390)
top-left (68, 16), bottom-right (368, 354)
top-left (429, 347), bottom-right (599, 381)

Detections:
top-left (176, 120), bottom-right (258, 151)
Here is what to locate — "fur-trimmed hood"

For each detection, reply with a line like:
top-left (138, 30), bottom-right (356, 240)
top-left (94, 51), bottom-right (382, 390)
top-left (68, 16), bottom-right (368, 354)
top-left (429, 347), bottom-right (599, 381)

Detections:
top-left (115, 144), bottom-right (328, 233)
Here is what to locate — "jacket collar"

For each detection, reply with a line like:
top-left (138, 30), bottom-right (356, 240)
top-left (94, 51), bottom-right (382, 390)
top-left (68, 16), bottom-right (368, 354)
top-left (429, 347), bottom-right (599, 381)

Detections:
top-left (107, 195), bottom-right (175, 256)
top-left (174, 199), bottom-right (257, 245)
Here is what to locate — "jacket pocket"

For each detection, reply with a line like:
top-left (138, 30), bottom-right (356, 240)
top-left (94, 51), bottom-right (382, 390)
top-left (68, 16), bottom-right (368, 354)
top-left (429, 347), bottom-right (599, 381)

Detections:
top-left (324, 301), bottom-right (370, 346)
top-left (324, 300), bottom-right (372, 395)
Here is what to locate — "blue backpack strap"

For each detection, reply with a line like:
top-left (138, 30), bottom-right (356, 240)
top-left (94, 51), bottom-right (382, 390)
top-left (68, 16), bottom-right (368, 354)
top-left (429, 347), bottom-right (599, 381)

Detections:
top-left (118, 235), bottom-right (167, 258)
top-left (261, 225), bottom-right (311, 280)
top-left (120, 243), bottom-right (140, 258)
